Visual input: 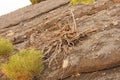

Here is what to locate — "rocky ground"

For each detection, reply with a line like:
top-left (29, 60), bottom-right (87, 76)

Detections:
top-left (0, 0), bottom-right (120, 80)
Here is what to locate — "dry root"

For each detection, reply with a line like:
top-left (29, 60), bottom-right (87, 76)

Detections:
top-left (43, 24), bottom-right (96, 67)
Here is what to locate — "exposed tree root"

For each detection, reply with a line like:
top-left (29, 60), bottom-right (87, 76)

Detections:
top-left (43, 23), bottom-right (96, 67)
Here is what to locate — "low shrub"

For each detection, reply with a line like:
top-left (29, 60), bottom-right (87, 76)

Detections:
top-left (1, 49), bottom-right (44, 80)
top-left (30, 0), bottom-right (41, 4)
top-left (70, 0), bottom-right (95, 5)
top-left (0, 38), bottom-right (14, 56)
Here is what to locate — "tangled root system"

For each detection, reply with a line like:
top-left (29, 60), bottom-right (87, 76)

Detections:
top-left (43, 24), bottom-right (96, 67)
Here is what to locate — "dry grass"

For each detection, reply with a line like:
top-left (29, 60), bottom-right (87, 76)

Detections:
top-left (28, 10), bottom-right (97, 68)
top-left (43, 23), bottom-right (96, 67)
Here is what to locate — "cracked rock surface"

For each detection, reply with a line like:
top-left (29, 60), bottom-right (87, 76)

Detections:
top-left (0, 0), bottom-right (120, 80)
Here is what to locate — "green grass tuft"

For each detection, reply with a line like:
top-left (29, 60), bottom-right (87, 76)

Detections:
top-left (0, 38), bottom-right (14, 56)
top-left (70, 0), bottom-right (95, 5)
top-left (30, 0), bottom-right (41, 4)
top-left (1, 49), bottom-right (44, 80)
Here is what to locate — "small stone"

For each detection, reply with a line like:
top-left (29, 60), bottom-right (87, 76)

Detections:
top-left (102, 72), bottom-right (106, 76)
top-left (112, 20), bottom-right (118, 26)
top-left (62, 58), bottom-right (69, 69)
top-left (6, 30), bottom-right (15, 37)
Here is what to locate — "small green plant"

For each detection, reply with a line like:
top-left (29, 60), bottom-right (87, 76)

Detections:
top-left (30, 0), bottom-right (43, 4)
top-left (1, 49), bottom-right (44, 80)
top-left (70, 0), bottom-right (95, 5)
top-left (0, 38), bottom-right (14, 56)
